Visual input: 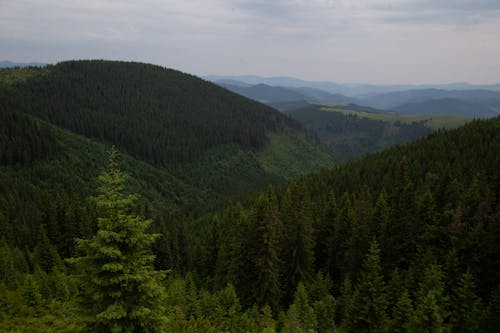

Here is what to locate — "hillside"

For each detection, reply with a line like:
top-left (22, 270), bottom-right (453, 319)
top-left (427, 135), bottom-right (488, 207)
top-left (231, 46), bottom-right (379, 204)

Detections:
top-left (216, 81), bottom-right (353, 104)
top-left (0, 60), bottom-right (317, 164)
top-left (393, 97), bottom-right (500, 118)
top-left (359, 88), bottom-right (500, 117)
top-left (287, 103), bottom-right (441, 162)
top-left (0, 61), bottom-right (333, 217)
top-left (197, 116), bottom-right (500, 331)
top-left (217, 82), bottom-right (307, 103)
top-left (1, 108), bottom-right (499, 331)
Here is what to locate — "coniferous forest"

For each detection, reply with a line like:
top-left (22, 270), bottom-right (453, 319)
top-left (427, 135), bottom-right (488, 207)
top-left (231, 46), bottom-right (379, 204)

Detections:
top-left (1, 61), bottom-right (499, 332)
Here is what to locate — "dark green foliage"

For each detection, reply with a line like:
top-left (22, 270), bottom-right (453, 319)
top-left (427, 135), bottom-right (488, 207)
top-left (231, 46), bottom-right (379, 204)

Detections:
top-left (410, 263), bottom-right (448, 333)
top-left (450, 270), bottom-right (483, 333)
top-left (252, 188), bottom-right (282, 311)
top-left (287, 104), bottom-right (433, 162)
top-left (69, 149), bottom-right (167, 332)
top-left (0, 111), bottom-right (58, 165)
top-left (281, 181), bottom-right (315, 302)
top-left (484, 285), bottom-right (500, 333)
top-left (390, 289), bottom-right (413, 333)
top-left (1, 64), bottom-right (500, 333)
top-left (1, 60), bottom-right (300, 165)
top-left (283, 282), bottom-right (317, 332)
top-left (344, 240), bottom-right (388, 333)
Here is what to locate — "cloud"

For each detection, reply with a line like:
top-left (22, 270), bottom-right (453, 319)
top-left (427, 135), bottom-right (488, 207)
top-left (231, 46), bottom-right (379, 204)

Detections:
top-left (1, 0), bottom-right (499, 83)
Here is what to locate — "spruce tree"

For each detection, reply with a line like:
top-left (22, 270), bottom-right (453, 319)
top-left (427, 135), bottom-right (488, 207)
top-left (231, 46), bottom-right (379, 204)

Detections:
top-left (284, 282), bottom-right (317, 333)
top-left (253, 188), bottom-right (281, 312)
top-left (450, 270), bottom-right (482, 333)
top-left (410, 263), bottom-right (448, 333)
top-left (344, 240), bottom-right (388, 333)
top-left (390, 289), bottom-right (413, 333)
top-left (69, 148), bottom-right (167, 332)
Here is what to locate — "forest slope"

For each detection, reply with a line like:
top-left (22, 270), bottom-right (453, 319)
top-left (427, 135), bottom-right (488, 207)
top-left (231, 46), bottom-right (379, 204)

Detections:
top-left (0, 61), bottom-right (334, 208)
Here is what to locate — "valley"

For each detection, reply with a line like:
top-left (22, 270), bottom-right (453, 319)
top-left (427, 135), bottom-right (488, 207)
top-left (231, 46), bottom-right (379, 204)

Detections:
top-left (1, 61), bottom-right (499, 333)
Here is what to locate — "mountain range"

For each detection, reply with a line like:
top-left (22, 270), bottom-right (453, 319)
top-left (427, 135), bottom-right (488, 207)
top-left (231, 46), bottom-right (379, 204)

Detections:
top-left (205, 74), bottom-right (500, 97)
top-left (209, 76), bottom-right (500, 118)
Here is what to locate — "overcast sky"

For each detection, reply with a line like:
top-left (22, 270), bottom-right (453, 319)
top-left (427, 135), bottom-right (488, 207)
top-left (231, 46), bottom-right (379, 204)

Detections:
top-left (1, 0), bottom-right (499, 84)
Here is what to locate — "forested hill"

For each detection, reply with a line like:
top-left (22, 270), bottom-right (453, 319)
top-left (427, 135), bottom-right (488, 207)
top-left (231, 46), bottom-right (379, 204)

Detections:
top-left (0, 60), bottom-right (335, 209)
top-left (201, 116), bottom-right (500, 332)
top-left (0, 60), bottom-right (303, 164)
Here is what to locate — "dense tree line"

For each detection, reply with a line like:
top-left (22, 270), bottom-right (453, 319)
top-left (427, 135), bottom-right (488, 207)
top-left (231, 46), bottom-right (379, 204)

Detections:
top-left (287, 104), bottom-right (433, 162)
top-left (0, 111), bottom-right (58, 165)
top-left (1, 61), bottom-right (499, 331)
top-left (2, 117), bottom-right (498, 331)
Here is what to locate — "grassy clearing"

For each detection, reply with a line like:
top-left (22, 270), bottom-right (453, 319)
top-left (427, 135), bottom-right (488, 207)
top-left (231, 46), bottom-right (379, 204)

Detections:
top-left (318, 104), bottom-right (469, 130)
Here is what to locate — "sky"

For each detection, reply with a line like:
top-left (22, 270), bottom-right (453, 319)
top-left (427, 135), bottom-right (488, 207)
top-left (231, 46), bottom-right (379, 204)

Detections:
top-left (1, 0), bottom-right (500, 84)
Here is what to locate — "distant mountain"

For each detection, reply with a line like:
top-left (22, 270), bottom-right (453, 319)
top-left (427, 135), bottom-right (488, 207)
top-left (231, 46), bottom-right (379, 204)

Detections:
top-left (359, 89), bottom-right (500, 109)
top-left (0, 60), bottom-right (47, 68)
top-left (217, 81), bottom-right (353, 105)
top-left (288, 86), bottom-right (355, 103)
top-left (218, 83), bottom-right (307, 103)
top-left (393, 98), bottom-right (500, 118)
top-left (357, 89), bottom-right (500, 117)
top-left (205, 74), bottom-right (500, 97)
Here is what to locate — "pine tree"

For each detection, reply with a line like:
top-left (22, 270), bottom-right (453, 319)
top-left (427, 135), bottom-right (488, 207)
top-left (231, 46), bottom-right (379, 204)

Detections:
top-left (410, 263), bottom-right (448, 333)
top-left (253, 188), bottom-right (281, 311)
top-left (450, 270), bottom-right (482, 333)
top-left (284, 282), bottom-right (317, 333)
top-left (484, 284), bottom-right (500, 333)
top-left (390, 289), bottom-right (413, 333)
top-left (307, 271), bottom-right (336, 332)
top-left (69, 148), bottom-right (167, 332)
top-left (23, 274), bottom-right (43, 310)
top-left (344, 240), bottom-right (388, 333)
top-left (282, 181), bottom-right (315, 303)
top-left (337, 274), bottom-right (353, 324)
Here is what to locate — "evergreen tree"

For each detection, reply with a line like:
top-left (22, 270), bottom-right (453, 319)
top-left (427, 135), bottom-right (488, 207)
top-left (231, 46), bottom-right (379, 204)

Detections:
top-left (410, 263), bottom-right (449, 333)
top-left (390, 289), bottom-right (413, 333)
top-left (337, 274), bottom-right (353, 325)
top-left (23, 274), bottom-right (43, 310)
top-left (284, 282), bottom-right (317, 333)
top-left (69, 148), bottom-right (167, 332)
top-left (282, 181), bottom-right (315, 303)
top-left (450, 270), bottom-right (482, 333)
top-left (253, 188), bottom-right (281, 311)
top-left (484, 284), bottom-right (500, 333)
top-left (306, 271), bottom-right (336, 332)
top-left (344, 240), bottom-right (388, 333)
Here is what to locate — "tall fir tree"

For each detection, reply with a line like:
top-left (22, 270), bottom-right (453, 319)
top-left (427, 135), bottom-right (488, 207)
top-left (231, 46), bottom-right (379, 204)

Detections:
top-left (390, 289), bottom-right (413, 333)
top-left (69, 147), bottom-right (167, 332)
top-left (283, 282), bottom-right (317, 333)
top-left (410, 263), bottom-right (449, 333)
top-left (252, 187), bottom-right (282, 312)
top-left (282, 181), bottom-right (315, 303)
top-left (344, 240), bottom-right (388, 333)
top-left (450, 270), bottom-right (482, 333)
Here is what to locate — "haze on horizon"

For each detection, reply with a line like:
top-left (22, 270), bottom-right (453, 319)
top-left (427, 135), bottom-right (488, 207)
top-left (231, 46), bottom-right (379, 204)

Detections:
top-left (1, 0), bottom-right (499, 85)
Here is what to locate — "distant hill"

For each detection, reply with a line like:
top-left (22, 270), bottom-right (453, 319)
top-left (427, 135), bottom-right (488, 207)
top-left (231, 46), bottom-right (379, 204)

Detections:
top-left (0, 60), bottom-right (335, 210)
top-left (205, 74), bottom-right (500, 96)
top-left (358, 88), bottom-right (500, 117)
top-left (393, 98), bottom-right (500, 118)
top-left (218, 83), bottom-right (308, 103)
top-left (217, 81), bottom-right (353, 105)
top-left (0, 60), bottom-right (47, 68)
top-left (287, 104), bottom-right (434, 162)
